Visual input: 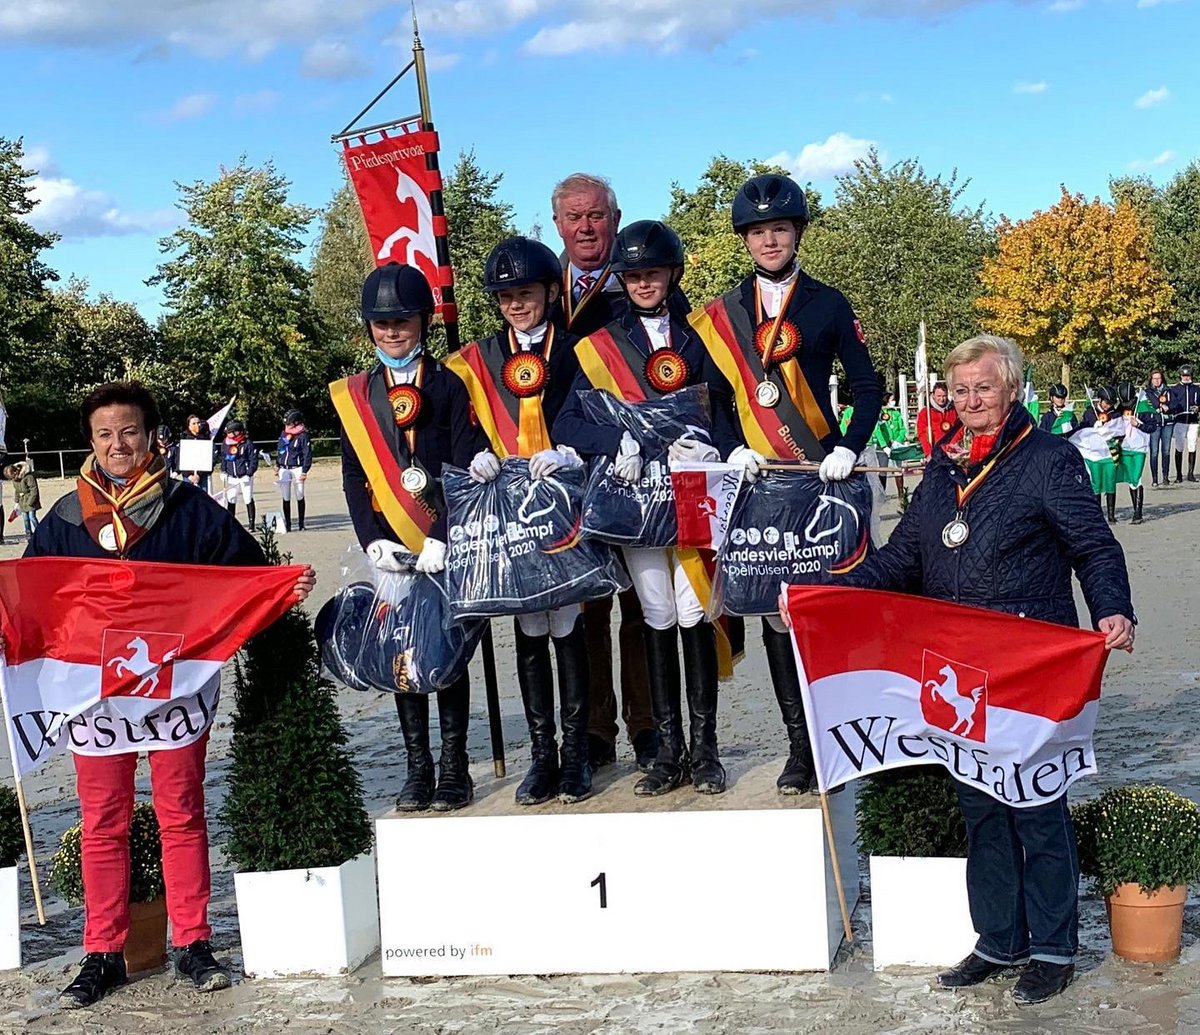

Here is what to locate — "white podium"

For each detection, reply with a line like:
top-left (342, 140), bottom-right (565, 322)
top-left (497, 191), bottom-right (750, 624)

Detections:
top-left (376, 764), bottom-right (857, 976)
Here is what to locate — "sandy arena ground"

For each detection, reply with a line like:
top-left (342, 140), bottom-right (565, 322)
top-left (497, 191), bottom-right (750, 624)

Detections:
top-left (0, 460), bottom-right (1197, 1034)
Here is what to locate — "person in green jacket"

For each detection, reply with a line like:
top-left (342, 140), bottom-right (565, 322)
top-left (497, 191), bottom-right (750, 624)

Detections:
top-left (866, 393), bottom-right (920, 500)
top-left (4, 460), bottom-right (40, 538)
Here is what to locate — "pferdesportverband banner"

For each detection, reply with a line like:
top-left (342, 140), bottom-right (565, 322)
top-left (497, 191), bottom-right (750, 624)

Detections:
top-left (341, 129), bottom-right (453, 318)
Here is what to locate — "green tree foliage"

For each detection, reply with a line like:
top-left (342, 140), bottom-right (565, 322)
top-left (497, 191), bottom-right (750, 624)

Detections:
top-left (442, 149), bottom-right (518, 349)
top-left (0, 137), bottom-right (58, 381)
top-left (310, 176), bottom-right (374, 363)
top-left (149, 160), bottom-right (324, 428)
top-left (220, 531), bottom-right (373, 873)
top-left (802, 151), bottom-right (994, 386)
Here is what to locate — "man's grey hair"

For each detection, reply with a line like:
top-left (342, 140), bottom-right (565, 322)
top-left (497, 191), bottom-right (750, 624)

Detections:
top-left (551, 173), bottom-right (619, 219)
top-left (944, 334), bottom-right (1025, 393)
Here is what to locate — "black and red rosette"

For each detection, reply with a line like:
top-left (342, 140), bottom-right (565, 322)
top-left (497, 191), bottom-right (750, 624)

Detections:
top-left (645, 349), bottom-right (689, 394)
top-left (387, 384), bottom-right (423, 428)
top-left (501, 352), bottom-right (549, 398)
top-left (754, 319), bottom-right (801, 366)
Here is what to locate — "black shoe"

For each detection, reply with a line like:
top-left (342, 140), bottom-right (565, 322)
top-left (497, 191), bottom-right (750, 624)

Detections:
top-left (587, 733), bottom-right (616, 768)
top-left (632, 729), bottom-right (659, 773)
top-left (430, 678), bottom-right (473, 812)
top-left (682, 624), bottom-right (725, 795)
top-left (59, 952), bottom-right (128, 1009)
top-left (558, 740), bottom-right (594, 803)
top-left (763, 620), bottom-right (816, 794)
top-left (175, 939), bottom-right (232, 992)
top-left (1012, 960), bottom-right (1074, 1004)
top-left (936, 952), bottom-right (1014, 989)
top-left (515, 621), bottom-right (559, 805)
top-left (395, 694), bottom-right (434, 812)
top-left (516, 748), bottom-right (559, 805)
top-left (554, 618), bottom-right (593, 803)
top-left (634, 626), bottom-right (689, 797)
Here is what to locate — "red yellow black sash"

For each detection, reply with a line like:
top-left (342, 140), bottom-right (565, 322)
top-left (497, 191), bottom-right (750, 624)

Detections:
top-left (563, 264), bottom-right (611, 329)
top-left (329, 370), bottom-right (437, 553)
top-left (689, 290), bottom-right (830, 462)
top-left (444, 330), bottom-right (555, 457)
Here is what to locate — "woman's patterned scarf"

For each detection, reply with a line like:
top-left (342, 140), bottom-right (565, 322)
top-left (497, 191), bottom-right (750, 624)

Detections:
top-left (77, 452), bottom-right (168, 555)
top-left (942, 427), bottom-right (999, 471)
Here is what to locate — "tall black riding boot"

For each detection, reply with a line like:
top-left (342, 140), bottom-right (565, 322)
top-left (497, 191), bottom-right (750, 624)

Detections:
top-left (431, 675), bottom-right (473, 811)
top-left (282, 500), bottom-right (292, 533)
top-left (554, 618), bottom-right (593, 803)
top-left (246, 501), bottom-right (257, 531)
top-left (635, 625), bottom-right (689, 797)
top-left (394, 694), bottom-right (434, 811)
top-left (226, 501), bottom-right (236, 521)
top-left (681, 623), bottom-right (725, 794)
top-left (297, 498), bottom-right (306, 531)
top-left (1175, 452), bottom-right (1184, 483)
top-left (1189, 452), bottom-right (1197, 482)
top-left (514, 621), bottom-right (559, 805)
top-left (1130, 486), bottom-right (1144, 525)
top-left (1104, 493), bottom-right (1117, 524)
top-left (764, 620), bottom-right (815, 794)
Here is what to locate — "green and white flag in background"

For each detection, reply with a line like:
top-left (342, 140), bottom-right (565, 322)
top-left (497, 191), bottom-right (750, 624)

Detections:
top-left (1070, 419), bottom-right (1148, 494)
top-left (1022, 363), bottom-right (1039, 420)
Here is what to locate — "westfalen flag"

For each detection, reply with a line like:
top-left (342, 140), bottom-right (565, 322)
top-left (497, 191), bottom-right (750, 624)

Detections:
top-left (0, 557), bottom-right (304, 777)
top-left (784, 584), bottom-right (1111, 807)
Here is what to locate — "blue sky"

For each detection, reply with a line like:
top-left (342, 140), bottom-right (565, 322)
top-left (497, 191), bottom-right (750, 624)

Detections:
top-left (1, 0), bottom-right (1193, 318)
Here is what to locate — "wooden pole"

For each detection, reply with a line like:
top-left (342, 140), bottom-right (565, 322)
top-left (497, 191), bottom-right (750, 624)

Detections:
top-left (818, 790), bottom-right (853, 947)
top-left (481, 625), bottom-right (506, 778)
top-left (759, 461), bottom-right (927, 477)
top-left (0, 657), bottom-right (46, 924)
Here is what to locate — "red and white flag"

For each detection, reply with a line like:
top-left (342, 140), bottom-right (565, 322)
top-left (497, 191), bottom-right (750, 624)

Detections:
top-left (341, 129), bottom-right (452, 315)
top-left (0, 558), bottom-right (304, 777)
top-left (670, 461), bottom-right (743, 550)
top-left (784, 584), bottom-right (1111, 806)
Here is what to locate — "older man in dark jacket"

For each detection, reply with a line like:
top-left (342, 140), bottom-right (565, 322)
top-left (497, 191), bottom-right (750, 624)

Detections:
top-left (839, 334), bottom-right (1134, 1006)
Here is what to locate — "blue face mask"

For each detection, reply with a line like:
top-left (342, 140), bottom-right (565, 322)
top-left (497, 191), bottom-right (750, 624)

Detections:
top-left (376, 345), bottom-right (423, 370)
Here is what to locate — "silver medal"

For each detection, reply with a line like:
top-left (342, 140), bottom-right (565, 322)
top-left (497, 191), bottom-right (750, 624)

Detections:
top-left (941, 517), bottom-right (970, 549)
top-left (755, 380), bottom-right (781, 408)
top-left (401, 467), bottom-right (428, 494)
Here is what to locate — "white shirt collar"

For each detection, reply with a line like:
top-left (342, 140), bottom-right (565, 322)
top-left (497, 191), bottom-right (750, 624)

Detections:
top-left (514, 322), bottom-right (548, 350)
top-left (755, 264), bottom-right (799, 318)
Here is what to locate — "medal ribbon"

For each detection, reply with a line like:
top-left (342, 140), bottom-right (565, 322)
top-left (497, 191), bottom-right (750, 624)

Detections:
top-left (564, 264), bottom-right (610, 328)
top-left (387, 357), bottom-right (426, 454)
top-left (508, 326), bottom-right (554, 455)
top-left (754, 279), bottom-right (804, 405)
top-left (953, 423), bottom-right (1034, 510)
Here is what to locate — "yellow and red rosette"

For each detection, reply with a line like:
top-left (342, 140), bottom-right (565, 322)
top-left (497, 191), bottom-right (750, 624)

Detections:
top-left (387, 384), bottom-right (423, 428)
top-left (501, 352), bottom-right (549, 398)
top-left (755, 319), bottom-right (801, 366)
top-left (645, 349), bottom-right (689, 394)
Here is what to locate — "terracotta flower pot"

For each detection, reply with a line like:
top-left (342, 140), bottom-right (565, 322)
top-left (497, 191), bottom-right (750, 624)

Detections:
top-left (1105, 882), bottom-right (1187, 963)
top-left (125, 897), bottom-right (168, 974)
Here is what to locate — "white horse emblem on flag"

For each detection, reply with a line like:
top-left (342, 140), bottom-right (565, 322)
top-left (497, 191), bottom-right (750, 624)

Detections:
top-left (101, 630), bottom-right (184, 699)
top-left (919, 650), bottom-right (989, 742)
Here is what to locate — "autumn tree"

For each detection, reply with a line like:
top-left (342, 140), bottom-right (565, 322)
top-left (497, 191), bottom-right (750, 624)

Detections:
top-left (978, 188), bottom-right (1173, 388)
top-left (802, 152), bottom-right (993, 386)
top-left (149, 159), bottom-right (323, 428)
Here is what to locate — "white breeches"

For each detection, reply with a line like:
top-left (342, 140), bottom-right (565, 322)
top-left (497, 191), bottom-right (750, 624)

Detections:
top-left (278, 467), bottom-right (306, 501)
top-left (517, 604), bottom-right (580, 639)
top-left (621, 547), bottom-right (704, 631)
top-left (1172, 422), bottom-right (1199, 453)
top-left (224, 474), bottom-right (254, 504)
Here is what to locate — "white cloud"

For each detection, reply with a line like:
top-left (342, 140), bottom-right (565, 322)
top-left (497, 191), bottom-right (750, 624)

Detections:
top-left (425, 51), bottom-right (462, 71)
top-left (1045, 0), bottom-right (1082, 11)
top-left (766, 132), bottom-right (878, 182)
top-left (300, 40), bottom-right (365, 80)
top-left (233, 89), bottom-right (280, 114)
top-left (1137, 0), bottom-right (1180, 7)
top-left (1128, 150), bottom-right (1176, 170)
top-left (1013, 80), bottom-right (1048, 94)
top-left (157, 93), bottom-right (217, 123)
top-left (1135, 86), bottom-right (1171, 109)
top-left (26, 151), bottom-right (176, 241)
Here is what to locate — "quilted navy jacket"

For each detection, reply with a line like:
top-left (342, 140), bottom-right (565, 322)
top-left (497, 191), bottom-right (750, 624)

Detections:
top-left (841, 404), bottom-right (1134, 629)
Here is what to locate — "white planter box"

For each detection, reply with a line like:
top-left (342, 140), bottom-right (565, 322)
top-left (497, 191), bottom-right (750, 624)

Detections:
top-left (0, 866), bottom-right (19, 970)
top-left (234, 851), bottom-right (378, 978)
top-left (869, 855), bottom-right (977, 969)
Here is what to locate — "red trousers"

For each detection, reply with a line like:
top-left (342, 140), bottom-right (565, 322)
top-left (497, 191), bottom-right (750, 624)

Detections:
top-left (72, 734), bottom-right (212, 952)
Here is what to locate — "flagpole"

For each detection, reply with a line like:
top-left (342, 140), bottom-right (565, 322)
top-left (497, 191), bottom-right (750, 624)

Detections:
top-left (0, 653), bottom-right (46, 924)
top-left (818, 791), bottom-right (853, 947)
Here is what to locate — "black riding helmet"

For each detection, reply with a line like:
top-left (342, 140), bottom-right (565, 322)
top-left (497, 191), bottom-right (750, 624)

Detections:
top-left (732, 173), bottom-right (810, 233)
top-left (284, 408), bottom-right (304, 425)
top-left (1049, 383), bottom-right (1068, 400)
top-left (361, 263), bottom-right (434, 344)
top-left (1094, 386), bottom-right (1117, 406)
top-left (155, 424), bottom-right (174, 444)
top-left (610, 220), bottom-right (685, 274)
top-left (483, 237), bottom-right (562, 293)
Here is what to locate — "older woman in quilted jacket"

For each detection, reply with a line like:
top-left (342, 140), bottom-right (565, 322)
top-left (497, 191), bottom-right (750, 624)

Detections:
top-left (836, 335), bottom-right (1135, 1005)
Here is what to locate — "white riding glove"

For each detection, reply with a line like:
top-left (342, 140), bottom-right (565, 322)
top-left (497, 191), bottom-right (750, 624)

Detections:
top-left (367, 538), bottom-right (409, 573)
top-left (414, 537), bottom-right (447, 574)
top-left (613, 431), bottom-right (643, 484)
top-left (819, 445), bottom-right (858, 483)
top-left (529, 445), bottom-right (583, 480)
top-left (727, 445), bottom-right (765, 482)
top-left (468, 450), bottom-right (501, 483)
top-left (668, 437), bottom-right (720, 463)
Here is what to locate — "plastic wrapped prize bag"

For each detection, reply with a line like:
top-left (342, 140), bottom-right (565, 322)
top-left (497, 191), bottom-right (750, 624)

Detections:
top-left (712, 468), bottom-right (875, 617)
top-left (315, 549), bottom-right (485, 694)
top-left (443, 458), bottom-right (630, 622)
top-left (577, 383), bottom-right (713, 547)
